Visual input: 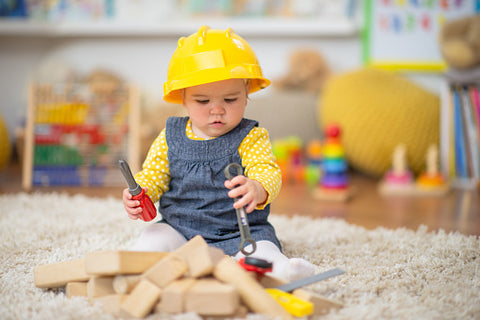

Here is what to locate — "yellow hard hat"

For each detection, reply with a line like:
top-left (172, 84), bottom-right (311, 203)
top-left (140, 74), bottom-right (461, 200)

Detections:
top-left (163, 25), bottom-right (271, 104)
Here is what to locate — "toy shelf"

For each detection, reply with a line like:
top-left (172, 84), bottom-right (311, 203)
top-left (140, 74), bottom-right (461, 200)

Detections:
top-left (22, 82), bottom-right (140, 190)
top-left (0, 17), bottom-right (359, 37)
top-left (439, 68), bottom-right (480, 189)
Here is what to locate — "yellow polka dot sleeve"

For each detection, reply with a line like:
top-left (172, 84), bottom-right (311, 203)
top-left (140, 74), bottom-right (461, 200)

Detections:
top-left (239, 127), bottom-right (282, 209)
top-left (134, 121), bottom-right (282, 209)
top-left (134, 129), bottom-right (170, 203)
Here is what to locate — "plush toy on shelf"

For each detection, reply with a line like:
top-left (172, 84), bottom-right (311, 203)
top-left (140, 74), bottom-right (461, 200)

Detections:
top-left (439, 15), bottom-right (480, 70)
top-left (273, 49), bottom-right (331, 93)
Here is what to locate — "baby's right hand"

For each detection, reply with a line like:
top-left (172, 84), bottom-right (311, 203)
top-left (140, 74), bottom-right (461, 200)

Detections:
top-left (122, 188), bottom-right (143, 220)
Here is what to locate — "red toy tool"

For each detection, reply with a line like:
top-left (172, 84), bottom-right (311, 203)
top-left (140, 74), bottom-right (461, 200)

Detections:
top-left (238, 257), bottom-right (273, 280)
top-left (118, 159), bottom-right (157, 222)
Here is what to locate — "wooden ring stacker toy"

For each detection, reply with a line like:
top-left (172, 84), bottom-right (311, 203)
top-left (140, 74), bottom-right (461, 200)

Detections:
top-left (224, 163), bottom-right (257, 256)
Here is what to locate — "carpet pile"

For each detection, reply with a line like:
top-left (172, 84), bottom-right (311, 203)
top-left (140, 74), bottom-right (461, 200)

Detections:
top-left (1, 192), bottom-right (479, 319)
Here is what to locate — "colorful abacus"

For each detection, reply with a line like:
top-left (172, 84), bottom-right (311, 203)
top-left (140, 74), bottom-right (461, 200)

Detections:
top-left (22, 83), bottom-right (140, 190)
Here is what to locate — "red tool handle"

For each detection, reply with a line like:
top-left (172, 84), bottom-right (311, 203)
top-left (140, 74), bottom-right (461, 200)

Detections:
top-left (131, 188), bottom-right (157, 222)
top-left (118, 159), bottom-right (157, 222)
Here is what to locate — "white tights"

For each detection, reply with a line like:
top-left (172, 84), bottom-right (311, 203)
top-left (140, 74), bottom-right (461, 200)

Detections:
top-left (131, 223), bottom-right (315, 281)
top-left (131, 223), bottom-right (187, 252)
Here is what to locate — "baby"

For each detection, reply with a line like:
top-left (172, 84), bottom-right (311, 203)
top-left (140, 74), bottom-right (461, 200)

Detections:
top-left (123, 26), bottom-right (315, 281)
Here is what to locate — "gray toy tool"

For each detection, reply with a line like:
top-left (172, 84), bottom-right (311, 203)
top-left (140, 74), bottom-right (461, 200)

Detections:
top-left (224, 162), bottom-right (257, 256)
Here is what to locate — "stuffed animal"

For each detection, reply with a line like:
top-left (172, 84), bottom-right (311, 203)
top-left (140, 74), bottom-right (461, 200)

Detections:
top-left (273, 49), bottom-right (330, 93)
top-left (439, 14), bottom-right (480, 69)
top-left (319, 68), bottom-right (440, 178)
top-left (87, 69), bottom-right (123, 97)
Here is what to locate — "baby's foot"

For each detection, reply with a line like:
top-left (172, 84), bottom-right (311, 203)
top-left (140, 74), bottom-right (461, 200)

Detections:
top-left (286, 258), bottom-right (316, 282)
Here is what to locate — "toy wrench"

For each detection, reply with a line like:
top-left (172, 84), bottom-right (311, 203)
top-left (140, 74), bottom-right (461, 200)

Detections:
top-left (224, 163), bottom-right (257, 256)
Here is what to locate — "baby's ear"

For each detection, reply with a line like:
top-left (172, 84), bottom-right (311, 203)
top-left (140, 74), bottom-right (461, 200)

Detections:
top-left (181, 89), bottom-right (187, 107)
top-left (244, 79), bottom-right (252, 94)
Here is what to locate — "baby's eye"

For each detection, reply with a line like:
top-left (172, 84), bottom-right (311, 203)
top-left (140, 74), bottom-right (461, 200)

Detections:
top-left (196, 99), bottom-right (209, 104)
top-left (225, 98), bottom-right (237, 103)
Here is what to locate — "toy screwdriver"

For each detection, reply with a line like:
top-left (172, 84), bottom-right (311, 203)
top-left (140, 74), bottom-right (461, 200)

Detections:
top-left (266, 268), bottom-right (345, 317)
top-left (224, 163), bottom-right (257, 256)
top-left (118, 159), bottom-right (157, 222)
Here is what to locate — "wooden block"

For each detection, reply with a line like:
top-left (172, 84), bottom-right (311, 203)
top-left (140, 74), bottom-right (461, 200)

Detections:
top-left (213, 257), bottom-right (291, 319)
top-left (143, 253), bottom-right (188, 288)
top-left (94, 294), bottom-right (127, 316)
top-left (34, 258), bottom-right (90, 288)
top-left (66, 281), bottom-right (88, 298)
top-left (292, 289), bottom-right (343, 316)
top-left (113, 274), bottom-right (141, 294)
top-left (155, 278), bottom-right (196, 314)
top-left (87, 276), bottom-right (115, 302)
top-left (188, 246), bottom-right (225, 278)
top-left (205, 306), bottom-right (249, 320)
top-left (85, 251), bottom-right (167, 276)
top-left (174, 235), bottom-right (225, 278)
top-left (185, 278), bottom-right (240, 316)
top-left (119, 279), bottom-right (162, 319)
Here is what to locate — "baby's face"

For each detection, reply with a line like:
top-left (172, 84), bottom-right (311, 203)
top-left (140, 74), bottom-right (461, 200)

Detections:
top-left (183, 79), bottom-right (249, 139)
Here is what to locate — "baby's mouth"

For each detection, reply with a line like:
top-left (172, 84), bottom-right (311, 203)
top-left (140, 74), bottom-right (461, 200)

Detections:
top-left (210, 120), bottom-right (225, 128)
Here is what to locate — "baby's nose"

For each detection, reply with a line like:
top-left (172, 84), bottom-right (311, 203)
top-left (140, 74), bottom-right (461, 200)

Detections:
top-left (211, 104), bottom-right (225, 114)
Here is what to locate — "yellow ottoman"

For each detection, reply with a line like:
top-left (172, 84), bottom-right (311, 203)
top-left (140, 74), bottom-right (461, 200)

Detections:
top-left (319, 68), bottom-right (439, 177)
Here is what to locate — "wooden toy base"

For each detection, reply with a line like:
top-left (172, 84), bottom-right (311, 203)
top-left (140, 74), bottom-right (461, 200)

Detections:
top-left (378, 181), bottom-right (449, 196)
top-left (313, 187), bottom-right (353, 202)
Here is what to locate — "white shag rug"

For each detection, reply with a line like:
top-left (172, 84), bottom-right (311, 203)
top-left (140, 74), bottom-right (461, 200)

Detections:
top-left (1, 192), bottom-right (479, 320)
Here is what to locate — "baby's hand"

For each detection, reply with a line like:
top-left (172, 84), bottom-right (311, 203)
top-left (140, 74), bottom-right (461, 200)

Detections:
top-left (122, 188), bottom-right (145, 220)
top-left (224, 175), bottom-right (267, 213)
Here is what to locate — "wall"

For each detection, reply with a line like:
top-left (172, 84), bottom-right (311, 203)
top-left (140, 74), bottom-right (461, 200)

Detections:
top-left (0, 19), bottom-right (444, 146)
top-left (0, 30), bottom-right (362, 144)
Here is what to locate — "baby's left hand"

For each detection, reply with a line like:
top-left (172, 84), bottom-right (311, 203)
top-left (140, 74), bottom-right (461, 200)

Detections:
top-left (225, 175), bottom-right (267, 213)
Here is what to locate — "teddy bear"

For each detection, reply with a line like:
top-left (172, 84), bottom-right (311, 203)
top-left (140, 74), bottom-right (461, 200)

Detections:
top-left (87, 69), bottom-right (123, 98)
top-left (273, 48), bottom-right (331, 93)
top-left (439, 14), bottom-right (480, 70)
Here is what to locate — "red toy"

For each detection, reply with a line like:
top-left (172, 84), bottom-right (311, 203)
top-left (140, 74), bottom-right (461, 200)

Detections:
top-left (118, 159), bottom-right (157, 222)
top-left (238, 257), bottom-right (273, 280)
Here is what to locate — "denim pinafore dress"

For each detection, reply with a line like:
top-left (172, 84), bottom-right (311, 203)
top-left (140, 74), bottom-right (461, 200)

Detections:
top-left (159, 116), bottom-right (281, 255)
